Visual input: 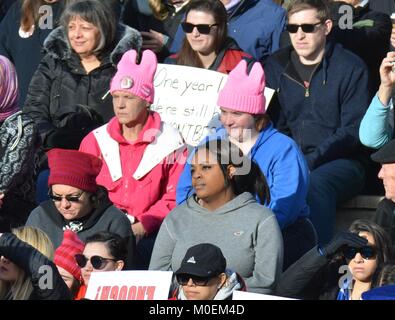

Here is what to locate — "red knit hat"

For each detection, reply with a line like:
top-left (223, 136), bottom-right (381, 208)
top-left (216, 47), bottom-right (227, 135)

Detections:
top-left (47, 148), bottom-right (102, 193)
top-left (54, 230), bottom-right (85, 281)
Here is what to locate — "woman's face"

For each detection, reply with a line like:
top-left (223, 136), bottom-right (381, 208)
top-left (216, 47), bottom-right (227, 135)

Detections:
top-left (80, 242), bottom-right (123, 285)
top-left (191, 148), bottom-right (233, 204)
top-left (220, 107), bottom-right (256, 141)
top-left (112, 92), bottom-right (149, 127)
top-left (68, 16), bottom-right (100, 58)
top-left (51, 184), bottom-right (93, 221)
top-left (348, 231), bottom-right (378, 283)
top-left (0, 256), bottom-right (20, 282)
top-left (185, 10), bottom-right (218, 55)
top-left (182, 274), bottom-right (224, 300)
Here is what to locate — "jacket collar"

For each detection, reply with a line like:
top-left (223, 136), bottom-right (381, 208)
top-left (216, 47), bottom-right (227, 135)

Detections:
top-left (40, 197), bottom-right (112, 231)
top-left (274, 41), bottom-right (336, 87)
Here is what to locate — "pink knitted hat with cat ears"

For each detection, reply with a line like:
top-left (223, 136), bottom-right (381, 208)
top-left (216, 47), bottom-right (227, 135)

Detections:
top-left (217, 60), bottom-right (266, 114)
top-left (110, 49), bottom-right (157, 104)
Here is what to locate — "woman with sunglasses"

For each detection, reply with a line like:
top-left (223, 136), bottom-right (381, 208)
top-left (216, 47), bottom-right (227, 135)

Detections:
top-left (276, 219), bottom-right (394, 300)
top-left (0, 226), bottom-right (71, 300)
top-left (165, 0), bottom-right (253, 73)
top-left (150, 139), bottom-right (283, 294)
top-left (26, 149), bottom-right (134, 256)
top-left (171, 243), bottom-right (246, 300)
top-left (74, 231), bottom-right (127, 299)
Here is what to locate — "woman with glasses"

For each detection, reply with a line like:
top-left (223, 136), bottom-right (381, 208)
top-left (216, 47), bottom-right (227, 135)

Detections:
top-left (74, 231), bottom-right (127, 299)
top-left (25, 148), bottom-right (134, 256)
top-left (276, 219), bottom-right (394, 300)
top-left (165, 0), bottom-right (253, 73)
top-left (0, 226), bottom-right (71, 300)
top-left (171, 243), bottom-right (246, 300)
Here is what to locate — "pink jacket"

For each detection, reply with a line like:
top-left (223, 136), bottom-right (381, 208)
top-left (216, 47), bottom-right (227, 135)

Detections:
top-left (80, 112), bottom-right (186, 234)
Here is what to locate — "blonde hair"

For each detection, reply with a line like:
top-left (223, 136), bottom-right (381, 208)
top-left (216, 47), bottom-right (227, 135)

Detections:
top-left (0, 226), bottom-right (54, 300)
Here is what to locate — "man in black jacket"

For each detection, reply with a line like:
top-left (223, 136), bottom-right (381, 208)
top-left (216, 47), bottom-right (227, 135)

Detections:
top-left (265, 0), bottom-right (370, 245)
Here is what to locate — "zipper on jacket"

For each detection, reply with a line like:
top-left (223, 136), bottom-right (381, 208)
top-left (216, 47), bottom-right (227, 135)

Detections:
top-left (283, 62), bottom-right (320, 98)
top-left (283, 73), bottom-right (307, 96)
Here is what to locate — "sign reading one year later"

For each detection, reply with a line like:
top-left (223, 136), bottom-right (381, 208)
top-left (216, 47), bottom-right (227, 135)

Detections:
top-left (151, 64), bottom-right (274, 146)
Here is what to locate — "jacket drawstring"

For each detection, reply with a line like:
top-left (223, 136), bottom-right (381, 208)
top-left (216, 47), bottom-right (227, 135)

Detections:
top-left (10, 114), bottom-right (23, 151)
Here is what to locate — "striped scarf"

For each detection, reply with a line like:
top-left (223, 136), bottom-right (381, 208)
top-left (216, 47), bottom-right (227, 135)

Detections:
top-left (0, 55), bottom-right (19, 121)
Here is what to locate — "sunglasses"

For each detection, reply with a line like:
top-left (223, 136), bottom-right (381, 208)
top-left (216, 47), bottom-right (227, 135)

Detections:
top-left (48, 191), bottom-right (85, 203)
top-left (181, 22), bottom-right (218, 34)
top-left (286, 22), bottom-right (322, 33)
top-left (343, 245), bottom-right (377, 260)
top-left (74, 254), bottom-right (117, 270)
top-left (176, 274), bottom-right (215, 286)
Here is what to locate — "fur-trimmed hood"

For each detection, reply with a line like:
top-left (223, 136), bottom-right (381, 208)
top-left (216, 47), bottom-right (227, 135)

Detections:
top-left (43, 23), bottom-right (142, 65)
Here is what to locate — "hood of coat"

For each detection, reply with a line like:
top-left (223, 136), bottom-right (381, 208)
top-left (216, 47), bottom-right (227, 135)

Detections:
top-left (186, 192), bottom-right (257, 215)
top-left (43, 23), bottom-right (142, 65)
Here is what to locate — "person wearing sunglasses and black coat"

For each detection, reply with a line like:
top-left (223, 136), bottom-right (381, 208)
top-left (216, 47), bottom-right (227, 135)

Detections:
top-left (25, 149), bottom-right (135, 268)
top-left (275, 219), bottom-right (394, 300)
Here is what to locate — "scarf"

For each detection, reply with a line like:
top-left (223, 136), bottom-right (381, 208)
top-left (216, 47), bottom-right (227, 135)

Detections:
top-left (0, 56), bottom-right (19, 121)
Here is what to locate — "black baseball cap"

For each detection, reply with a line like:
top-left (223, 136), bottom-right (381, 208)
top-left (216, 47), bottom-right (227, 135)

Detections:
top-left (175, 243), bottom-right (226, 277)
top-left (371, 140), bottom-right (395, 164)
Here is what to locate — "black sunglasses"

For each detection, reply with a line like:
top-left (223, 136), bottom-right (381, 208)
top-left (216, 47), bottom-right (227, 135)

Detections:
top-left (48, 191), bottom-right (85, 203)
top-left (343, 245), bottom-right (377, 260)
top-left (176, 274), bottom-right (215, 286)
top-left (75, 254), bottom-right (117, 270)
top-left (181, 22), bottom-right (218, 35)
top-left (286, 22), bottom-right (322, 33)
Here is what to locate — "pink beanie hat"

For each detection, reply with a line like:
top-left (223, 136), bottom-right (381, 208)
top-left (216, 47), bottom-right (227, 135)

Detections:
top-left (110, 49), bottom-right (157, 104)
top-left (217, 60), bottom-right (266, 114)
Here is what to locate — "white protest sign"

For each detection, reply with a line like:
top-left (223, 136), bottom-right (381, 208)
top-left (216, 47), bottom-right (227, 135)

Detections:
top-left (152, 64), bottom-right (275, 146)
top-left (84, 270), bottom-right (173, 300)
top-left (232, 290), bottom-right (297, 300)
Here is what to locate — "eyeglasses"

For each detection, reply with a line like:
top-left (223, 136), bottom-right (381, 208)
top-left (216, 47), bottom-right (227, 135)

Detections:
top-left (176, 274), bottom-right (214, 286)
top-left (343, 245), bottom-right (377, 260)
top-left (74, 254), bottom-right (117, 270)
top-left (181, 22), bottom-right (218, 35)
top-left (48, 191), bottom-right (85, 203)
top-left (286, 22), bottom-right (322, 33)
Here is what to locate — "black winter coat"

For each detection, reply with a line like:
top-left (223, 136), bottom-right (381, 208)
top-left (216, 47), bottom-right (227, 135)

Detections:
top-left (0, 233), bottom-right (71, 300)
top-left (275, 246), bottom-right (344, 300)
top-left (23, 24), bottom-right (142, 150)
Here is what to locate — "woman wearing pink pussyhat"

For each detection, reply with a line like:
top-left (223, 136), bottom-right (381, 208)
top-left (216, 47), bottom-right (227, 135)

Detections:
top-left (25, 148), bottom-right (134, 267)
top-left (176, 59), bottom-right (316, 270)
top-left (0, 55), bottom-right (40, 233)
top-left (54, 230), bottom-right (84, 298)
top-left (80, 49), bottom-right (187, 269)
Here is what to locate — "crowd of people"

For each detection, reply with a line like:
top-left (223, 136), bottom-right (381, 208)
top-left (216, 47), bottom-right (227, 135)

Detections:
top-left (1, 0), bottom-right (395, 300)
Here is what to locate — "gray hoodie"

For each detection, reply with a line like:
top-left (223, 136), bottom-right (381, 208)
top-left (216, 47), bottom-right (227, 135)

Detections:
top-left (149, 192), bottom-right (283, 294)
